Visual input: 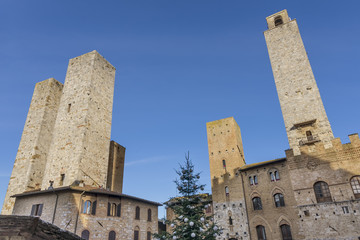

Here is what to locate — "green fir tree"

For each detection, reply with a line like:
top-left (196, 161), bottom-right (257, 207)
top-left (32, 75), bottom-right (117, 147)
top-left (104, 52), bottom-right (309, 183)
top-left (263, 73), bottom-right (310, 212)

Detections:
top-left (154, 152), bottom-right (222, 240)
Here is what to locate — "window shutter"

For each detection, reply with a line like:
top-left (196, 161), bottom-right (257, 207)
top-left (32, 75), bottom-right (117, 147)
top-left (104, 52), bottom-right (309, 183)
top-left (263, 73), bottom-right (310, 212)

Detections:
top-left (37, 204), bottom-right (43, 216)
top-left (107, 202), bottom-right (111, 216)
top-left (117, 204), bottom-right (121, 217)
top-left (92, 201), bottom-right (97, 215)
top-left (30, 205), bottom-right (36, 216)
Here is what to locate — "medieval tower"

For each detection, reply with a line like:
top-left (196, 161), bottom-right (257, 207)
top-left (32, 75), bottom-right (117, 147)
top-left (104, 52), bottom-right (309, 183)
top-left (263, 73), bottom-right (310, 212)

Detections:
top-left (264, 10), bottom-right (334, 155)
top-left (207, 10), bottom-right (360, 240)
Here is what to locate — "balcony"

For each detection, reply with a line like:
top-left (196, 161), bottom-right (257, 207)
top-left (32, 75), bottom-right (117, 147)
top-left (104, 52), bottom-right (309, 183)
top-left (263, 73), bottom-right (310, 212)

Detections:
top-left (299, 134), bottom-right (320, 146)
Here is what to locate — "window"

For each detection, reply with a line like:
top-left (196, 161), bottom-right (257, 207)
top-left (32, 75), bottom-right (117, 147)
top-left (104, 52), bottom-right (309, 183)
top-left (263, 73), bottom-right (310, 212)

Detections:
top-left (256, 225), bottom-right (266, 240)
top-left (148, 209), bottom-right (152, 221)
top-left (350, 176), bottom-right (360, 199)
top-left (222, 159), bottom-right (226, 168)
top-left (117, 203), bottom-right (121, 217)
top-left (306, 131), bottom-right (313, 141)
top-left (270, 170), bottom-right (280, 181)
top-left (83, 200), bottom-right (91, 214)
top-left (314, 181), bottom-right (332, 203)
top-left (225, 186), bottom-right (230, 197)
top-left (206, 205), bottom-right (212, 213)
top-left (30, 204), bottom-right (43, 216)
top-left (342, 206), bottom-right (349, 214)
top-left (249, 176), bottom-right (254, 185)
top-left (109, 231), bottom-right (116, 240)
top-left (81, 230), bottom-right (90, 240)
top-left (60, 174), bottom-right (65, 186)
top-left (250, 175), bottom-right (258, 186)
top-left (147, 231), bottom-right (151, 240)
top-left (252, 197), bottom-right (262, 210)
top-left (82, 200), bottom-right (96, 215)
top-left (135, 206), bottom-right (140, 220)
top-left (280, 224), bottom-right (292, 240)
top-left (134, 228), bottom-right (140, 240)
top-left (274, 16), bottom-right (283, 26)
top-left (274, 193), bottom-right (285, 207)
top-left (229, 216), bottom-right (233, 225)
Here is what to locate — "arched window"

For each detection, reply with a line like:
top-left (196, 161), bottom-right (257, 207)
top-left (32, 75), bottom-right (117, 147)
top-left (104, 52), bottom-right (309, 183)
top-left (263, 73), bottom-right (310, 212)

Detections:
top-left (270, 170), bottom-right (280, 181)
top-left (229, 216), bottom-right (233, 225)
top-left (82, 200), bottom-right (91, 214)
top-left (252, 197), bottom-right (262, 210)
top-left (350, 176), bottom-right (360, 199)
top-left (109, 231), bottom-right (116, 240)
top-left (280, 224), bottom-right (292, 240)
top-left (225, 186), bottom-right (230, 197)
top-left (81, 230), bottom-right (90, 240)
top-left (256, 225), bottom-right (266, 240)
top-left (147, 231), bottom-right (151, 240)
top-left (147, 209), bottom-right (152, 221)
top-left (314, 181), bottom-right (332, 203)
top-left (274, 193), bottom-right (285, 207)
top-left (274, 16), bottom-right (283, 26)
top-left (135, 206), bottom-right (140, 220)
top-left (134, 227), bottom-right (140, 240)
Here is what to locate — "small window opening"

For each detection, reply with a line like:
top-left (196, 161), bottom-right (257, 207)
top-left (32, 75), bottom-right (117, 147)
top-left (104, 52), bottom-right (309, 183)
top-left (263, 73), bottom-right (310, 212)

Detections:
top-left (306, 131), bottom-right (313, 141)
top-left (274, 16), bottom-right (283, 26)
top-left (67, 103), bottom-right (71, 113)
top-left (135, 206), bottom-right (140, 220)
top-left (222, 160), bottom-right (226, 169)
top-left (30, 204), bottom-right (43, 216)
top-left (254, 175), bottom-right (258, 185)
top-left (59, 174), bottom-right (65, 186)
top-left (249, 176), bottom-right (254, 185)
top-left (229, 216), bottom-right (233, 225)
top-left (225, 186), bottom-right (230, 197)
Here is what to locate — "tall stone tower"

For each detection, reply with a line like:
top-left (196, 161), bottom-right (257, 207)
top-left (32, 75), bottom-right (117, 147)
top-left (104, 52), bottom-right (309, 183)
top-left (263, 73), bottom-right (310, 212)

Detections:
top-left (207, 117), bottom-right (249, 239)
top-left (41, 51), bottom-right (116, 189)
top-left (264, 10), bottom-right (334, 155)
top-left (2, 79), bottom-right (63, 215)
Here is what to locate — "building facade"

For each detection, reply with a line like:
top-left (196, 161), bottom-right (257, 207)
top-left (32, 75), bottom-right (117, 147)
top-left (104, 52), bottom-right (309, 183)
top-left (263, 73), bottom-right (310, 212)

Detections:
top-left (2, 51), bottom-right (160, 240)
top-left (208, 10), bottom-right (360, 240)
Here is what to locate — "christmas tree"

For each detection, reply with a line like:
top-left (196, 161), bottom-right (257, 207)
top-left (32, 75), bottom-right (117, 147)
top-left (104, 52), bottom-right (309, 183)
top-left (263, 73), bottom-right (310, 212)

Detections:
top-left (154, 152), bottom-right (222, 240)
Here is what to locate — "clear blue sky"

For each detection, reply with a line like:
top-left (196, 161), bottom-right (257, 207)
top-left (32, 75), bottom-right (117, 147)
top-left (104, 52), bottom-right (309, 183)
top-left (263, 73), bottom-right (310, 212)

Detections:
top-left (1, 1), bottom-right (359, 218)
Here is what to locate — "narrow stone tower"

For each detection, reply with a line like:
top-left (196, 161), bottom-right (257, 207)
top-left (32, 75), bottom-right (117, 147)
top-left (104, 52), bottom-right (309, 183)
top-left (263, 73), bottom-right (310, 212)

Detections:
top-left (2, 79), bottom-right (63, 215)
top-left (41, 51), bottom-right (116, 189)
top-left (264, 10), bottom-right (334, 155)
top-left (207, 117), bottom-right (249, 239)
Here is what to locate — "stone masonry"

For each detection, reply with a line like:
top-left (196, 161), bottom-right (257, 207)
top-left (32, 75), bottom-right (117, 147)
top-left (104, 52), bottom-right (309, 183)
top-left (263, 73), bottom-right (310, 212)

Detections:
top-left (264, 10), bottom-right (334, 155)
top-left (41, 50), bottom-right (116, 189)
top-left (2, 78), bottom-right (63, 215)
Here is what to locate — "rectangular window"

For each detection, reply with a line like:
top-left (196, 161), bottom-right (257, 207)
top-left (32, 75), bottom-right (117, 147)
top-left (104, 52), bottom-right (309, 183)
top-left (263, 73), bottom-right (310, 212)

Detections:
top-left (30, 204), bottom-right (43, 216)
top-left (60, 174), bottom-right (65, 186)
top-left (342, 206), bottom-right (349, 214)
top-left (134, 230), bottom-right (139, 240)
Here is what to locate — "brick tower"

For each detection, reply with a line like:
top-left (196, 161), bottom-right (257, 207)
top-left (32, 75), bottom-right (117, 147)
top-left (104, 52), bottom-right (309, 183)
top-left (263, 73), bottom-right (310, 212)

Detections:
top-left (264, 10), bottom-right (334, 155)
top-left (206, 117), bottom-right (249, 239)
top-left (41, 51), bottom-right (116, 189)
top-left (2, 79), bottom-right (63, 215)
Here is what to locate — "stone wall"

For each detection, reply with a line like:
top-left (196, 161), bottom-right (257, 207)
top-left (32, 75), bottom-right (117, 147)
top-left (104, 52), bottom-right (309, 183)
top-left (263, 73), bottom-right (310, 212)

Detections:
top-left (264, 10), bottom-right (334, 155)
top-left (12, 189), bottom-right (159, 240)
top-left (41, 51), bottom-right (116, 189)
top-left (2, 78), bottom-right (63, 215)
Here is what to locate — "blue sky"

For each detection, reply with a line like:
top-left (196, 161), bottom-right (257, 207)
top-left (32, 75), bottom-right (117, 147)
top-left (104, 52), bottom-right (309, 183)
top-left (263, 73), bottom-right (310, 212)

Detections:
top-left (1, 1), bottom-right (359, 218)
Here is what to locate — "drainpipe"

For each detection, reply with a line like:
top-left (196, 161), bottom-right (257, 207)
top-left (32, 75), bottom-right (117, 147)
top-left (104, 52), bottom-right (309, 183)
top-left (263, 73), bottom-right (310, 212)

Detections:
top-left (74, 191), bottom-right (86, 234)
top-left (240, 171), bottom-right (252, 240)
top-left (52, 190), bottom-right (59, 224)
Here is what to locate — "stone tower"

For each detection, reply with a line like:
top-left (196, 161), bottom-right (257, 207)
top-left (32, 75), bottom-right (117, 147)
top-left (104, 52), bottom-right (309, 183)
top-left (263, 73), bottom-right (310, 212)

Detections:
top-left (2, 79), bottom-right (63, 215)
top-left (41, 51), bottom-right (116, 189)
top-left (206, 117), bottom-right (249, 239)
top-left (264, 9), bottom-right (334, 155)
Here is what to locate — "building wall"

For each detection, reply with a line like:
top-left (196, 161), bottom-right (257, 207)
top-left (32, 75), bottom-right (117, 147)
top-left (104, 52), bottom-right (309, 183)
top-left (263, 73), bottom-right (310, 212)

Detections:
top-left (42, 51), bottom-right (116, 189)
top-left (241, 160), bottom-right (301, 240)
top-left (286, 134), bottom-right (360, 239)
top-left (13, 191), bottom-right (159, 240)
top-left (2, 78), bottom-right (63, 215)
top-left (264, 10), bottom-right (333, 155)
